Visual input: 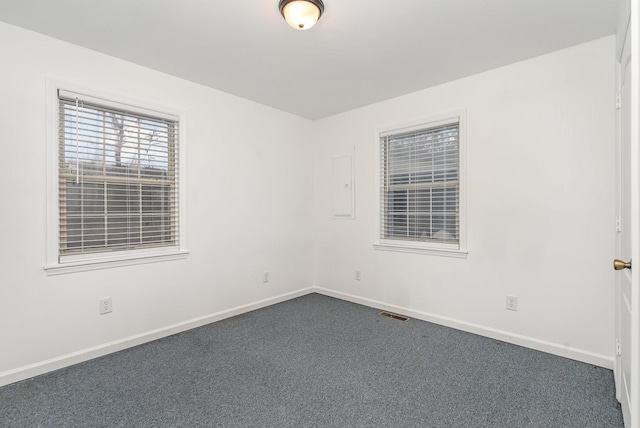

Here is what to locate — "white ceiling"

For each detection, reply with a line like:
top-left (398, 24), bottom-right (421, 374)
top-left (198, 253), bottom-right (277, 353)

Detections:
top-left (0, 0), bottom-right (621, 119)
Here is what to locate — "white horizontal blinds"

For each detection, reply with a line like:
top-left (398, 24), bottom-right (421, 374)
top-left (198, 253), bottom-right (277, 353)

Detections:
top-left (58, 91), bottom-right (179, 257)
top-left (381, 119), bottom-right (459, 244)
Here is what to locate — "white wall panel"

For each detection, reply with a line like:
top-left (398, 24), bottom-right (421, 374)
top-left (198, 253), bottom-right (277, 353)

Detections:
top-left (312, 36), bottom-right (616, 364)
top-left (0, 22), bottom-right (314, 382)
top-left (0, 21), bottom-right (618, 381)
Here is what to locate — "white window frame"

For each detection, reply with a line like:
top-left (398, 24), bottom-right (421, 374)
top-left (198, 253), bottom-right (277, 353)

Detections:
top-left (45, 79), bottom-right (188, 275)
top-left (374, 111), bottom-right (467, 258)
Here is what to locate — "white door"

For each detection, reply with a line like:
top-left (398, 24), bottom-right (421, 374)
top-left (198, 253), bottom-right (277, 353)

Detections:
top-left (615, 2), bottom-right (639, 426)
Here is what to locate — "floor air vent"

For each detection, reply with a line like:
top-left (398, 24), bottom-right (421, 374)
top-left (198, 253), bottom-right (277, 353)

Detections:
top-left (379, 311), bottom-right (410, 322)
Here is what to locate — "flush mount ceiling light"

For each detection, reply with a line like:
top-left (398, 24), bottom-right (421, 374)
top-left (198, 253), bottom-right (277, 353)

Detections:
top-left (279, 0), bottom-right (325, 30)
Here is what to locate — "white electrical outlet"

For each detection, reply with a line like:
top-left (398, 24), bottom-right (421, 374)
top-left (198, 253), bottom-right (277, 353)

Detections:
top-left (506, 295), bottom-right (518, 311)
top-left (99, 297), bottom-right (112, 315)
top-left (355, 270), bottom-right (362, 281)
top-left (263, 272), bottom-right (270, 283)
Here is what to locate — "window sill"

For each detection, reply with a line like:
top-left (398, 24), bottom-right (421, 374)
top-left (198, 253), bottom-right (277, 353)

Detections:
top-left (373, 243), bottom-right (468, 258)
top-left (44, 250), bottom-right (189, 275)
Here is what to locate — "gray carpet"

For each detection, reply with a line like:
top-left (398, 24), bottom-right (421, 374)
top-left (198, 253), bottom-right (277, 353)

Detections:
top-left (0, 293), bottom-right (624, 427)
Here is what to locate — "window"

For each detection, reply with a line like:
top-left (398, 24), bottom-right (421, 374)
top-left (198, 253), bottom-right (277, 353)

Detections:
top-left (376, 113), bottom-right (466, 256)
top-left (46, 85), bottom-right (187, 273)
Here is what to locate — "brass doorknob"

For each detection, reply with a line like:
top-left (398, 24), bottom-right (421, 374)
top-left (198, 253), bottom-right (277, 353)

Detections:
top-left (613, 259), bottom-right (632, 270)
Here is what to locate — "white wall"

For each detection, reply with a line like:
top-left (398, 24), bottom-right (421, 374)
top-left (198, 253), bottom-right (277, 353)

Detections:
top-left (0, 21), bottom-right (618, 384)
top-left (0, 22), bottom-right (314, 384)
top-left (312, 36), bottom-right (617, 366)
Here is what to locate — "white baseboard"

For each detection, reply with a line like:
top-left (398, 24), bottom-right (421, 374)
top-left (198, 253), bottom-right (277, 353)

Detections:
top-left (313, 286), bottom-right (615, 369)
top-left (1, 285), bottom-right (614, 388)
top-left (0, 287), bottom-right (315, 387)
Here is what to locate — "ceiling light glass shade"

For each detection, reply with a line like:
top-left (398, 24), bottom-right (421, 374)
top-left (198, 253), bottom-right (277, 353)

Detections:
top-left (279, 0), bottom-right (324, 30)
